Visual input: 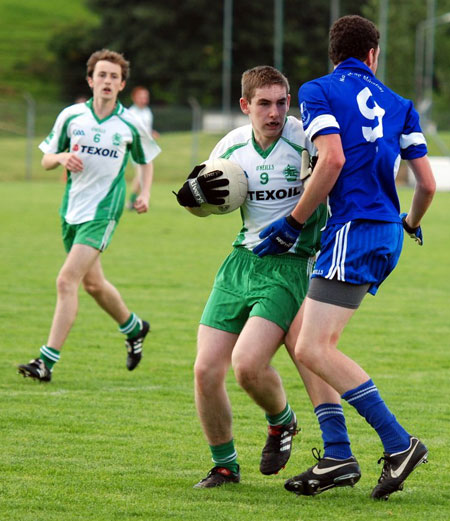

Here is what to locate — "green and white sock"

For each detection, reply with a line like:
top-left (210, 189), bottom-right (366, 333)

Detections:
top-left (39, 345), bottom-right (60, 371)
top-left (210, 439), bottom-right (239, 474)
top-left (119, 313), bottom-right (142, 339)
top-left (266, 403), bottom-right (293, 426)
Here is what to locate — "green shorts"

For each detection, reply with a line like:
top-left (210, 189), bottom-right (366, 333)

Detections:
top-left (61, 219), bottom-right (118, 253)
top-left (200, 247), bottom-right (314, 334)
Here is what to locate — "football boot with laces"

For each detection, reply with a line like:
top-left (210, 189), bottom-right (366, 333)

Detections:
top-left (371, 436), bottom-right (428, 500)
top-left (285, 448), bottom-right (361, 496)
top-left (260, 413), bottom-right (299, 475)
top-left (125, 320), bottom-right (150, 370)
top-left (18, 358), bottom-right (52, 382)
top-left (193, 466), bottom-right (240, 488)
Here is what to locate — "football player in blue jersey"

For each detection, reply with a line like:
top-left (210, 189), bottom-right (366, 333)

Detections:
top-left (254, 15), bottom-right (436, 500)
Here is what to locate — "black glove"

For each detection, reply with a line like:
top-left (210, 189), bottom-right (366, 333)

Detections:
top-left (174, 165), bottom-right (229, 207)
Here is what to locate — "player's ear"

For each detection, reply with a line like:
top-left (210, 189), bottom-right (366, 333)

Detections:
top-left (365, 46), bottom-right (380, 73)
top-left (286, 93), bottom-right (291, 110)
top-left (86, 76), bottom-right (94, 89)
top-left (119, 80), bottom-right (126, 92)
top-left (240, 97), bottom-right (250, 115)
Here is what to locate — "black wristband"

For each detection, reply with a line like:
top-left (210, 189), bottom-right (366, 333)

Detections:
top-left (401, 215), bottom-right (418, 234)
top-left (286, 214), bottom-right (304, 231)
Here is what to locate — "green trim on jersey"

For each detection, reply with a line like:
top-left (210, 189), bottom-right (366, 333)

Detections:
top-left (280, 136), bottom-right (306, 155)
top-left (220, 141), bottom-right (249, 159)
top-left (56, 114), bottom-right (82, 153)
top-left (59, 172), bottom-right (73, 219)
top-left (293, 203), bottom-right (328, 257)
top-left (234, 207), bottom-right (247, 246)
top-left (86, 98), bottom-right (123, 124)
top-left (252, 131), bottom-right (280, 158)
top-left (118, 116), bottom-right (146, 163)
top-left (93, 153), bottom-right (128, 221)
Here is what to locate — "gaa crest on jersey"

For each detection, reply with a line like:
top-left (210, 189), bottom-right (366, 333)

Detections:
top-left (283, 165), bottom-right (299, 182)
top-left (300, 102), bottom-right (310, 126)
top-left (112, 133), bottom-right (122, 146)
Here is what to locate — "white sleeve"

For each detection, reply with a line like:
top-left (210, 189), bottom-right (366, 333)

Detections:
top-left (39, 108), bottom-right (71, 154)
top-left (126, 112), bottom-right (161, 164)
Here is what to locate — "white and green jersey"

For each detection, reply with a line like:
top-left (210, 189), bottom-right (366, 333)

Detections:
top-left (209, 116), bottom-right (326, 257)
top-left (39, 98), bottom-right (161, 224)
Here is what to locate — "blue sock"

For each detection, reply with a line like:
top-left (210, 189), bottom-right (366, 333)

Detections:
top-left (315, 403), bottom-right (352, 459)
top-left (342, 379), bottom-right (410, 454)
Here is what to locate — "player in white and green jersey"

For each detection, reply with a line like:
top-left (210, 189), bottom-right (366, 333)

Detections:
top-left (40, 97), bottom-right (159, 225)
top-left (208, 115), bottom-right (323, 258)
top-left (175, 66), bottom-right (339, 489)
top-left (18, 49), bottom-right (161, 383)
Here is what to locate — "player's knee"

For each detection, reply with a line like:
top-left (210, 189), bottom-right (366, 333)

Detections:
top-left (56, 272), bottom-right (78, 296)
top-left (295, 341), bottom-right (319, 371)
top-left (232, 358), bottom-right (260, 390)
top-left (82, 278), bottom-right (104, 297)
top-left (194, 359), bottom-right (225, 392)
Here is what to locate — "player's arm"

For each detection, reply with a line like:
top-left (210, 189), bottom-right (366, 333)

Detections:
top-left (291, 133), bottom-right (344, 224)
top-left (403, 156), bottom-right (435, 228)
top-left (41, 152), bottom-right (83, 172)
top-left (133, 161), bottom-right (154, 214)
top-left (400, 155), bottom-right (436, 245)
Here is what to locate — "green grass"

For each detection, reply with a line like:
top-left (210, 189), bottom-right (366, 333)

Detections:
top-left (0, 173), bottom-right (449, 520)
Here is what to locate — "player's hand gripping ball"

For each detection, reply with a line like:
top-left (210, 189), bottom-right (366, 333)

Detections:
top-left (175, 159), bottom-right (248, 216)
top-left (199, 158), bottom-right (248, 215)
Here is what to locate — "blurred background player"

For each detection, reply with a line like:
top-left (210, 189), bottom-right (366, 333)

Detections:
top-left (127, 86), bottom-right (160, 210)
top-left (254, 16), bottom-right (435, 500)
top-left (175, 66), bottom-right (334, 488)
top-left (18, 49), bottom-right (161, 382)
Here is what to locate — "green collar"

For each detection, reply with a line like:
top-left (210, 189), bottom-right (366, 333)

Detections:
top-left (86, 97), bottom-right (123, 124)
top-left (251, 117), bottom-right (288, 158)
top-left (252, 131), bottom-right (280, 159)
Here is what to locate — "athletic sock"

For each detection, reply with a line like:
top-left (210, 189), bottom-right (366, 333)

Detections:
top-left (265, 403), bottom-right (294, 426)
top-left (39, 345), bottom-right (60, 370)
top-left (210, 439), bottom-right (239, 474)
top-left (342, 379), bottom-right (411, 454)
top-left (314, 403), bottom-right (352, 460)
top-left (129, 193), bottom-right (138, 205)
top-left (119, 313), bottom-right (142, 339)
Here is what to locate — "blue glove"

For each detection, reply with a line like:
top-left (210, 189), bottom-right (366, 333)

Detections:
top-left (253, 215), bottom-right (303, 257)
top-left (400, 212), bottom-right (423, 246)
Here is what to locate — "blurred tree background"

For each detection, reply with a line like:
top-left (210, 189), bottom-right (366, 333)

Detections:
top-left (0, 0), bottom-right (449, 130)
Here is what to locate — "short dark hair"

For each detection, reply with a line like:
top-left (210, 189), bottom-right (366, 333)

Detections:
top-left (86, 49), bottom-right (130, 81)
top-left (329, 15), bottom-right (380, 65)
top-left (241, 65), bottom-right (289, 102)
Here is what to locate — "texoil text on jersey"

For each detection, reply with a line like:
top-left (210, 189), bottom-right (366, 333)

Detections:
top-left (247, 186), bottom-right (302, 201)
top-left (79, 145), bottom-right (119, 158)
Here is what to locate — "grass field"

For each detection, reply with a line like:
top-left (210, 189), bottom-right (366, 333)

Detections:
top-left (1, 168), bottom-right (449, 520)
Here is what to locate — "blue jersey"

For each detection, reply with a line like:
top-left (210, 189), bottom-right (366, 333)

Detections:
top-left (299, 58), bottom-right (427, 225)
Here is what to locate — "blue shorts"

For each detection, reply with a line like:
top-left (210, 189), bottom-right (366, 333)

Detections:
top-left (312, 220), bottom-right (403, 295)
